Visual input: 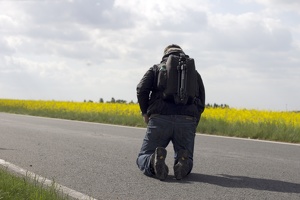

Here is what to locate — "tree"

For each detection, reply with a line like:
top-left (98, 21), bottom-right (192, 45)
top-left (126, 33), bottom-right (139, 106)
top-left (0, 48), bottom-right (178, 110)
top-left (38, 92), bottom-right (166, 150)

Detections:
top-left (116, 99), bottom-right (127, 103)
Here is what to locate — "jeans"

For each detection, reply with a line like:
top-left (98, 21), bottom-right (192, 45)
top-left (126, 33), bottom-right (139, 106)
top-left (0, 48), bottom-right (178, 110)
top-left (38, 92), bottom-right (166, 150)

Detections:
top-left (136, 115), bottom-right (197, 177)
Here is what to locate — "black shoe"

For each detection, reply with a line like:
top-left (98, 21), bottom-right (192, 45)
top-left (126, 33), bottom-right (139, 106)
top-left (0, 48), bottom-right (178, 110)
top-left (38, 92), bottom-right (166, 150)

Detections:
top-left (151, 147), bottom-right (169, 180)
top-left (174, 149), bottom-right (189, 180)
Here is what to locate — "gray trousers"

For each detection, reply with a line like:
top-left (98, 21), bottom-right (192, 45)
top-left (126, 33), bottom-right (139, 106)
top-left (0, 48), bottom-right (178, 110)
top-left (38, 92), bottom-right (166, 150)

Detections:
top-left (136, 115), bottom-right (197, 176)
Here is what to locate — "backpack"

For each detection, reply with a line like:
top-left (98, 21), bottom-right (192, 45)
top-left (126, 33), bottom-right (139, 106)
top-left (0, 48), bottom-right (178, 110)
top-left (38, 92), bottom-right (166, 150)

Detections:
top-left (157, 54), bottom-right (197, 105)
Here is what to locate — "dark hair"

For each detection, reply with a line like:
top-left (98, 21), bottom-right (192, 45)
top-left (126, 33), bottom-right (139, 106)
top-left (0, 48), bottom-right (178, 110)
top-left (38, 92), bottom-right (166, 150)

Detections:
top-left (163, 44), bottom-right (183, 55)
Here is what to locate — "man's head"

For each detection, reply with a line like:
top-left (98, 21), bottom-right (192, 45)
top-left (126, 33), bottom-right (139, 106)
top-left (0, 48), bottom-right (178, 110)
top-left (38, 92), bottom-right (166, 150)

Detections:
top-left (163, 44), bottom-right (184, 55)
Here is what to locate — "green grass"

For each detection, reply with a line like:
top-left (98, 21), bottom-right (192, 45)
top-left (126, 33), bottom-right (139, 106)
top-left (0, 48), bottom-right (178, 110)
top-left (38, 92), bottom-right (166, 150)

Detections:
top-left (198, 117), bottom-right (300, 143)
top-left (0, 167), bottom-right (70, 200)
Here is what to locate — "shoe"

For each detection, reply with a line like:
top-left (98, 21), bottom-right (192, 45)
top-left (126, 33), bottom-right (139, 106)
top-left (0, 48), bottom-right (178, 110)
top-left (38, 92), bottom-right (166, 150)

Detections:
top-left (151, 147), bottom-right (169, 180)
top-left (174, 149), bottom-right (189, 180)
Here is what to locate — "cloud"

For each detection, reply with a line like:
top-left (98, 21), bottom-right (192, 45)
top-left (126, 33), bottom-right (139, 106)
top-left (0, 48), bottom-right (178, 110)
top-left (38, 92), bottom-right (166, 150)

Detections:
top-left (207, 12), bottom-right (293, 52)
top-left (0, 0), bottom-right (299, 110)
top-left (0, 38), bottom-right (14, 55)
top-left (21, 0), bottom-right (134, 29)
top-left (2, 0), bottom-right (136, 61)
top-left (253, 0), bottom-right (300, 13)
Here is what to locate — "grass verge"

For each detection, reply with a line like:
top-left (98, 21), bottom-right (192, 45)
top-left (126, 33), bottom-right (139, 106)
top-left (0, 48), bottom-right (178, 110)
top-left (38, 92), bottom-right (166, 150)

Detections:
top-left (0, 167), bottom-right (70, 200)
top-left (199, 117), bottom-right (300, 143)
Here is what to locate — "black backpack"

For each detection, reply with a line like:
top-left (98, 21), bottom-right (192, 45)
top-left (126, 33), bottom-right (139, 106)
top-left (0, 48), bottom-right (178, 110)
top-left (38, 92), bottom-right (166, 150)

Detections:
top-left (157, 54), bottom-right (197, 105)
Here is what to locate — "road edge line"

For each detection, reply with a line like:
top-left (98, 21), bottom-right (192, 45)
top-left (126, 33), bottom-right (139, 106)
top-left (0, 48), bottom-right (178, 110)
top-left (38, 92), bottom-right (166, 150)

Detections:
top-left (196, 133), bottom-right (300, 146)
top-left (0, 158), bottom-right (97, 200)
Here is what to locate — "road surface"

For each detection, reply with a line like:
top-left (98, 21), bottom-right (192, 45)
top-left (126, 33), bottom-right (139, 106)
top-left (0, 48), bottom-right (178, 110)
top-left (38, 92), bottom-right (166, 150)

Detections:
top-left (0, 113), bottom-right (299, 199)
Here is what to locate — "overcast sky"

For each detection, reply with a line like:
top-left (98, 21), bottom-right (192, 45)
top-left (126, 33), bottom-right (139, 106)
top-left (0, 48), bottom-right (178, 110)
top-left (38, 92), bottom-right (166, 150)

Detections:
top-left (1, 0), bottom-right (299, 111)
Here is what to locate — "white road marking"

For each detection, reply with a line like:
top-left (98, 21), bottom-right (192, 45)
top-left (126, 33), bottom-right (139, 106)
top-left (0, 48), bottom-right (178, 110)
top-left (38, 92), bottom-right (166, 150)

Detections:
top-left (0, 159), bottom-right (97, 200)
top-left (197, 133), bottom-right (300, 146)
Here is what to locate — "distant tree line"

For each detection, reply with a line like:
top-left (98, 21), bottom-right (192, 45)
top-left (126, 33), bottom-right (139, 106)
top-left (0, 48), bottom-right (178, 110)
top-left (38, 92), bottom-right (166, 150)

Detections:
top-left (84, 98), bottom-right (134, 104)
top-left (84, 98), bottom-right (229, 108)
top-left (206, 103), bottom-right (229, 108)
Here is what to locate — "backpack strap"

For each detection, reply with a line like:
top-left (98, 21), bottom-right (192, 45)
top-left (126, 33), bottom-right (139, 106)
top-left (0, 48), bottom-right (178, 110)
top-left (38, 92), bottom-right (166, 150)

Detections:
top-left (150, 64), bottom-right (165, 101)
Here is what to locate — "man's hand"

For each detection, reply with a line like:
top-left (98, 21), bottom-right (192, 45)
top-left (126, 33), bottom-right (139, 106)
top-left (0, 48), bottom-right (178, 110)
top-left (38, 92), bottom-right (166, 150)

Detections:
top-left (143, 114), bottom-right (149, 124)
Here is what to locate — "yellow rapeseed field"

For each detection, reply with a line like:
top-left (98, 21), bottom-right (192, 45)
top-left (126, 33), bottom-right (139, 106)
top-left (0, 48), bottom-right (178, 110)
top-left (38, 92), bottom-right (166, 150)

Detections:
top-left (204, 107), bottom-right (300, 128)
top-left (0, 99), bottom-right (299, 128)
top-left (0, 99), bottom-right (141, 117)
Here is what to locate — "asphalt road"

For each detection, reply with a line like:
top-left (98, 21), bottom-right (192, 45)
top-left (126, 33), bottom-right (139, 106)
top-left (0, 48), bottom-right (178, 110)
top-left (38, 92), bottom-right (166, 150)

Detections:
top-left (0, 113), bottom-right (299, 200)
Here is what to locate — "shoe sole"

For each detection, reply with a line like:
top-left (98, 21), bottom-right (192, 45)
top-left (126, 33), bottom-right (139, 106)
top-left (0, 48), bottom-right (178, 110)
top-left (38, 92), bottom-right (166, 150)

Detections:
top-left (154, 147), bottom-right (168, 180)
top-left (174, 149), bottom-right (189, 180)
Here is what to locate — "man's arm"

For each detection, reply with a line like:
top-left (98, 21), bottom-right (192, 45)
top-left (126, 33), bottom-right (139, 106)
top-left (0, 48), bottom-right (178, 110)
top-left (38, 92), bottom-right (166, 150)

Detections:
top-left (197, 72), bottom-right (205, 114)
top-left (136, 67), bottom-right (155, 117)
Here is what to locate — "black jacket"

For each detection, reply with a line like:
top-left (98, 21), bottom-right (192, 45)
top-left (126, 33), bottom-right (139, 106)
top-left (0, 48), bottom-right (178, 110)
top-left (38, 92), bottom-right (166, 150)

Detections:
top-left (137, 53), bottom-right (205, 121)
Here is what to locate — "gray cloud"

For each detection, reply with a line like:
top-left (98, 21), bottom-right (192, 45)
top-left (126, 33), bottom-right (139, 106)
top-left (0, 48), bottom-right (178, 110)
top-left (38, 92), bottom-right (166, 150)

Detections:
top-left (0, 0), bottom-right (299, 110)
top-left (22, 0), bottom-right (134, 29)
top-left (0, 38), bottom-right (14, 55)
top-left (152, 10), bottom-right (208, 32)
top-left (209, 26), bottom-right (292, 52)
